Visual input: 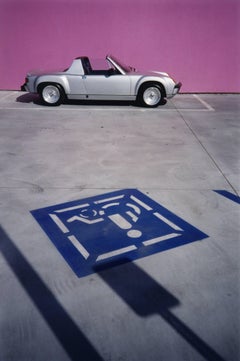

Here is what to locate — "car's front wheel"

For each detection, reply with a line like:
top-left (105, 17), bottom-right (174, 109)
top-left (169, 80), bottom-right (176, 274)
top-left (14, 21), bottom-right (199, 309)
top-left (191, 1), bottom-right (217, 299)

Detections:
top-left (137, 83), bottom-right (164, 108)
top-left (39, 83), bottom-right (64, 106)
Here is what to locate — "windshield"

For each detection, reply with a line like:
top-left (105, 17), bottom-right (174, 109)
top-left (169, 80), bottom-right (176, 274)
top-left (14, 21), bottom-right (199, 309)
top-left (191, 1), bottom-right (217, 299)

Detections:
top-left (107, 55), bottom-right (132, 73)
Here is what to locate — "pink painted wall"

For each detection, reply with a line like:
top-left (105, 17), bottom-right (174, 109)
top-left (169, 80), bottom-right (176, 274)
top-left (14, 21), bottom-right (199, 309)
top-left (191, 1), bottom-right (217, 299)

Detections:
top-left (0, 0), bottom-right (239, 92)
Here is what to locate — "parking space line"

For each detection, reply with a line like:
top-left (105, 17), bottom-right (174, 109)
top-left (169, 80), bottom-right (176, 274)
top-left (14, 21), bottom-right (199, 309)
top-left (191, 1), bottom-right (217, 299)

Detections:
top-left (0, 106), bottom-right (176, 111)
top-left (0, 106), bottom-right (180, 113)
top-left (0, 106), bottom-right (215, 112)
top-left (193, 94), bottom-right (215, 111)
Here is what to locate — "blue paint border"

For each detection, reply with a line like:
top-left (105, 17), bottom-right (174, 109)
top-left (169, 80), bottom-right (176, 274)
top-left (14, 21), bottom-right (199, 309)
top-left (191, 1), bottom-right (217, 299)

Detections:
top-left (31, 189), bottom-right (209, 277)
top-left (214, 190), bottom-right (240, 204)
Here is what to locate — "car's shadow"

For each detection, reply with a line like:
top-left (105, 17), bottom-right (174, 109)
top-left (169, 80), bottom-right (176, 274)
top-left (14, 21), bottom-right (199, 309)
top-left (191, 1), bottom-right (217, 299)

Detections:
top-left (17, 92), bottom-right (42, 105)
top-left (17, 92), bottom-right (167, 107)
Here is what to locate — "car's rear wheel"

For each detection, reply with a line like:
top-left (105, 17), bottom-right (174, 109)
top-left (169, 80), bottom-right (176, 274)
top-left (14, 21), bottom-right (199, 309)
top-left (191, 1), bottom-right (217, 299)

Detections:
top-left (137, 83), bottom-right (164, 107)
top-left (39, 84), bottom-right (64, 106)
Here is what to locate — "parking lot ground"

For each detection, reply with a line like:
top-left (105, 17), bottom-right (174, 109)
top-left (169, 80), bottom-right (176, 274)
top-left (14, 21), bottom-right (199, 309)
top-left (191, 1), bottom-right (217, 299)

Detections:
top-left (0, 92), bottom-right (239, 361)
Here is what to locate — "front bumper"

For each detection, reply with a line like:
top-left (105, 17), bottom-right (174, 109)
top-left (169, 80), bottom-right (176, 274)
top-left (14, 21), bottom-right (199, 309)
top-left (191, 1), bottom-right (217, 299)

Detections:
top-left (174, 82), bottom-right (182, 93)
top-left (167, 82), bottom-right (182, 98)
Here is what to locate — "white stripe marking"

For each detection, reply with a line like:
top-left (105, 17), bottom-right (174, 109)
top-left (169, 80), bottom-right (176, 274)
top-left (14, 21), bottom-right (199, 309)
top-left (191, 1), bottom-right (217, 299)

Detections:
top-left (153, 212), bottom-right (183, 231)
top-left (94, 195), bottom-right (124, 204)
top-left (130, 195), bottom-right (152, 210)
top-left (143, 233), bottom-right (181, 246)
top-left (55, 203), bottom-right (90, 213)
top-left (1, 107), bottom-right (214, 112)
top-left (96, 245), bottom-right (137, 261)
top-left (49, 214), bottom-right (70, 233)
top-left (0, 106), bottom-right (183, 111)
top-left (193, 94), bottom-right (215, 111)
top-left (68, 235), bottom-right (89, 259)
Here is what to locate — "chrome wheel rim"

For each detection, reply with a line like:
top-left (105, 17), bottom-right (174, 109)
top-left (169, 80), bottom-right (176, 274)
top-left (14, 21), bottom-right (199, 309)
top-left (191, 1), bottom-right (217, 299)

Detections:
top-left (42, 85), bottom-right (60, 104)
top-left (143, 87), bottom-right (161, 106)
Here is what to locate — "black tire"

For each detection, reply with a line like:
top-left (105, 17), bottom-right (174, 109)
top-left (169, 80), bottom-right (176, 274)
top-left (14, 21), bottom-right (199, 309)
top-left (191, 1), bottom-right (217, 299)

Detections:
top-left (39, 83), bottom-right (64, 106)
top-left (137, 83), bottom-right (164, 108)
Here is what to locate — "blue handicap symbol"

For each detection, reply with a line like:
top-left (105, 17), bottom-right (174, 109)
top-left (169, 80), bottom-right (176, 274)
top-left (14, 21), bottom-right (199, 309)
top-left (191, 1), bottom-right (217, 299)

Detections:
top-left (31, 189), bottom-right (208, 277)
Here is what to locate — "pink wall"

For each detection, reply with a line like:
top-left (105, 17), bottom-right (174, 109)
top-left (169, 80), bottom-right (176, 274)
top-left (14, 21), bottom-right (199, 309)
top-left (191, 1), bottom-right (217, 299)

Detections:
top-left (0, 0), bottom-right (239, 92)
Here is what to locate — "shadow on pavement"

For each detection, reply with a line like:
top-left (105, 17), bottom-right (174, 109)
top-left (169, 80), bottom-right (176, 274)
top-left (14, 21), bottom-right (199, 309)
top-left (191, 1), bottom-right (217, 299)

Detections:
top-left (16, 93), bottom-right (41, 104)
top-left (96, 260), bottom-right (225, 361)
top-left (0, 224), bottom-right (224, 360)
top-left (0, 225), bottom-right (104, 361)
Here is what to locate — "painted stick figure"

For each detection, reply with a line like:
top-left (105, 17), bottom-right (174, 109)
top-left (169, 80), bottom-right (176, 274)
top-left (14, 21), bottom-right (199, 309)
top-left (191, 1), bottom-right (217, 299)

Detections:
top-left (67, 202), bottom-right (142, 238)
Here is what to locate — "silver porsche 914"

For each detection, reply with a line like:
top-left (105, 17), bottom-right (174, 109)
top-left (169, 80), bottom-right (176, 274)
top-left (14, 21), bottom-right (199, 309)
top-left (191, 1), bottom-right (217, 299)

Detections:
top-left (22, 55), bottom-right (182, 107)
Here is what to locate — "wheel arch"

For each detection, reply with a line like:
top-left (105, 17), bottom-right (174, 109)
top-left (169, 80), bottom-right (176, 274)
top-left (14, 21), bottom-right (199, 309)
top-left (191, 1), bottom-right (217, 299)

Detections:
top-left (35, 74), bottom-right (70, 94)
top-left (136, 80), bottom-right (166, 99)
top-left (37, 81), bottom-right (66, 95)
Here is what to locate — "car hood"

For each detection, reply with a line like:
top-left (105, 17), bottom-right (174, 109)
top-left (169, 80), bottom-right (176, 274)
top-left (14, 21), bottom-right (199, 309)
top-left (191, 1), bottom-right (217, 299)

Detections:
top-left (151, 70), bottom-right (169, 77)
top-left (129, 70), bottom-right (169, 78)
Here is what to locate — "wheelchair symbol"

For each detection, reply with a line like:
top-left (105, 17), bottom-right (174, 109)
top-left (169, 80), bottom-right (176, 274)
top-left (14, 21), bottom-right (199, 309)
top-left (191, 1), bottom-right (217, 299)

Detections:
top-left (67, 200), bottom-right (143, 238)
top-left (31, 189), bottom-right (208, 276)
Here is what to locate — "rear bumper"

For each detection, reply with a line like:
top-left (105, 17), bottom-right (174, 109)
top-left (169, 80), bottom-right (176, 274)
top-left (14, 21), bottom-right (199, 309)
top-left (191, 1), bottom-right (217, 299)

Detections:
top-left (21, 83), bottom-right (27, 91)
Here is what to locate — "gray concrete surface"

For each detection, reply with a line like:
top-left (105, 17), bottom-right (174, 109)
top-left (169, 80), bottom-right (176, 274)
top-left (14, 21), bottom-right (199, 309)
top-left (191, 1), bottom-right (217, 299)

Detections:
top-left (0, 92), bottom-right (239, 361)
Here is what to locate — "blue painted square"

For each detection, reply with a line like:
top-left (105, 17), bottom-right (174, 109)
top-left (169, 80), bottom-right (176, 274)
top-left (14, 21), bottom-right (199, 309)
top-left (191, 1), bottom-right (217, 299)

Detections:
top-left (31, 189), bottom-right (208, 277)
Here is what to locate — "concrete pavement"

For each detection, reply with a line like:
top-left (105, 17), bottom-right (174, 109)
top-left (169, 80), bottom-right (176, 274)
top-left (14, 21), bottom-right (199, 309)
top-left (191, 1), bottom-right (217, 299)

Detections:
top-left (0, 92), bottom-right (239, 361)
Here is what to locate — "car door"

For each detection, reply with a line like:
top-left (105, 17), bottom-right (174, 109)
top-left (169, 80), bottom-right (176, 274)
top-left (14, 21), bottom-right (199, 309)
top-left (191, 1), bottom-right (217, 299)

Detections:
top-left (83, 73), bottom-right (131, 99)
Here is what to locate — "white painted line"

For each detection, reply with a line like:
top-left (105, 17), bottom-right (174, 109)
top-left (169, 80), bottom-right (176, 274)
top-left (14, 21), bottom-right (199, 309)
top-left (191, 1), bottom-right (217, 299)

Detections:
top-left (143, 233), bottom-right (181, 246)
top-left (94, 195), bottom-right (124, 204)
top-left (96, 245), bottom-right (137, 261)
top-left (0, 106), bottom-right (196, 112)
top-left (153, 212), bottom-right (183, 231)
top-left (193, 94), bottom-right (215, 111)
top-left (130, 195), bottom-right (152, 211)
top-left (177, 109), bottom-right (214, 112)
top-left (49, 213), bottom-right (70, 233)
top-left (68, 235), bottom-right (90, 259)
top-left (0, 105), bottom-right (142, 111)
top-left (55, 203), bottom-right (90, 213)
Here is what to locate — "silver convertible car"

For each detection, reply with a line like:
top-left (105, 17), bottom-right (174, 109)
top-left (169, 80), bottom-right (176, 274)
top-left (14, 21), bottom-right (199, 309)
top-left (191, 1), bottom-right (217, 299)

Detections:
top-left (22, 55), bottom-right (181, 107)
